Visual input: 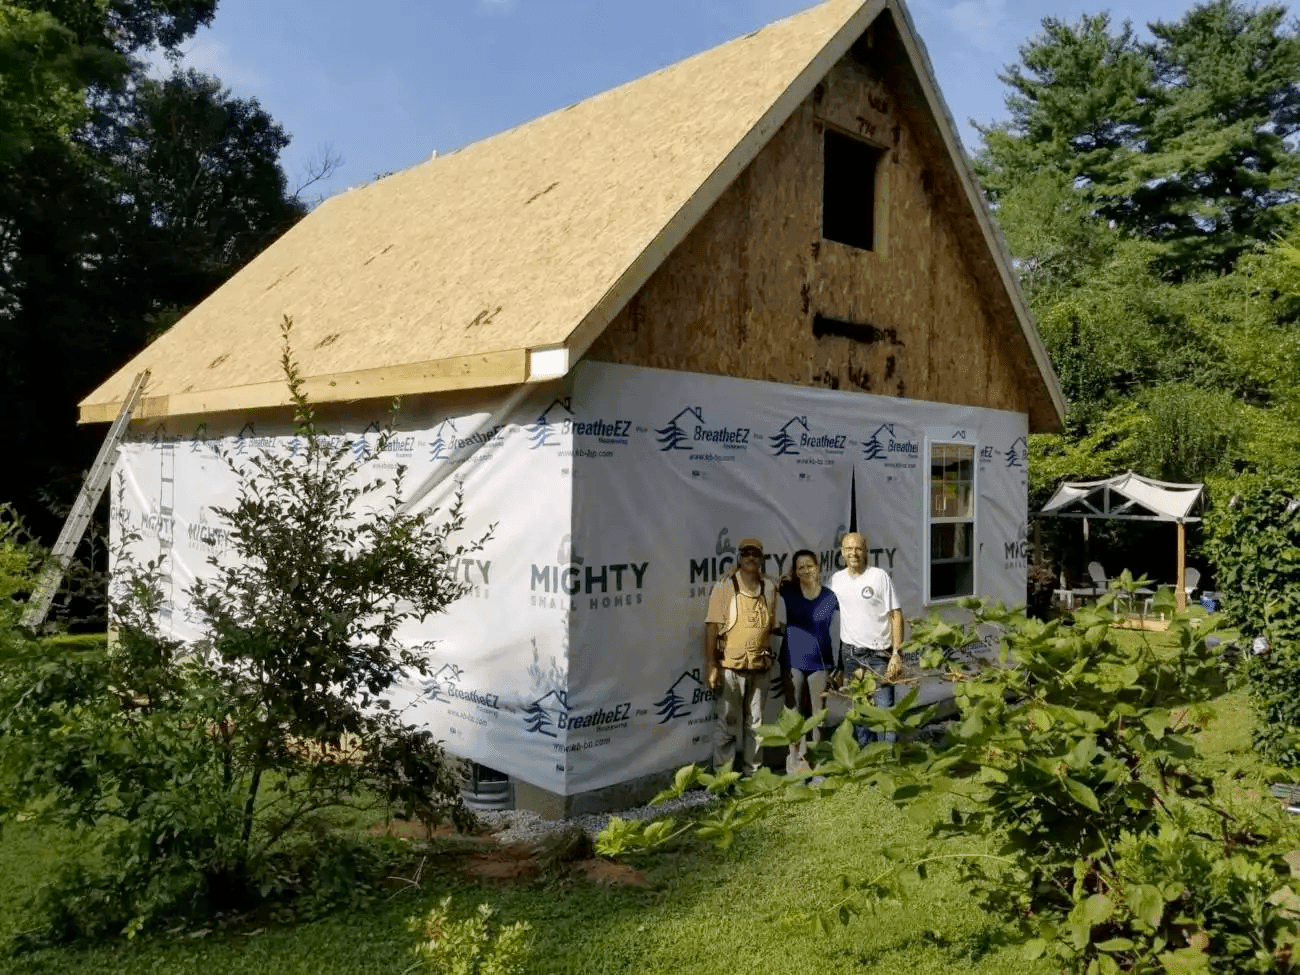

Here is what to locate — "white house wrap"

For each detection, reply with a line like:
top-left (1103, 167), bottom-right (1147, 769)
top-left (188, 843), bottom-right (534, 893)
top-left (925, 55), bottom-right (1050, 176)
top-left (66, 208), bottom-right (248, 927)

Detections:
top-left (112, 361), bottom-right (1029, 795)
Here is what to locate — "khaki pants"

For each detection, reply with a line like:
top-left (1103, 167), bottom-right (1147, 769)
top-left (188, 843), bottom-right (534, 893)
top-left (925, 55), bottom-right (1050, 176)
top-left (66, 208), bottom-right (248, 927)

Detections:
top-left (713, 668), bottom-right (768, 775)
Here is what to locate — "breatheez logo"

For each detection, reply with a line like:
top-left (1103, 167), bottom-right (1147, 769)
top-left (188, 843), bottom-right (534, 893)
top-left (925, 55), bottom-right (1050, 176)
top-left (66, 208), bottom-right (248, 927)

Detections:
top-left (769, 416), bottom-right (807, 456)
top-left (656, 406), bottom-right (749, 459)
top-left (428, 416), bottom-right (508, 462)
top-left (770, 415), bottom-right (849, 463)
top-left (526, 399), bottom-right (574, 449)
top-left (653, 669), bottom-right (716, 725)
top-left (1005, 436), bottom-right (1027, 470)
top-left (862, 423), bottom-right (919, 468)
top-left (522, 688), bottom-right (631, 739)
top-left (529, 535), bottom-right (649, 612)
top-left (526, 398), bottom-right (632, 457)
top-left (351, 420), bottom-right (417, 464)
top-left (419, 663), bottom-right (505, 712)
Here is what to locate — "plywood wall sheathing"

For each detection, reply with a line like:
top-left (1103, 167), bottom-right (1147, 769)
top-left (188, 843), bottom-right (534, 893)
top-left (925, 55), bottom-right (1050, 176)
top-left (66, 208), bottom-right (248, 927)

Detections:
top-left (588, 12), bottom-right (1059, 430)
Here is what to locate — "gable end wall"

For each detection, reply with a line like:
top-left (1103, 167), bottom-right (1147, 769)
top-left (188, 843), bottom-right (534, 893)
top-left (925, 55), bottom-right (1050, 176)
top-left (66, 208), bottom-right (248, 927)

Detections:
top-left (585, 15), bottom-right (1052, 430)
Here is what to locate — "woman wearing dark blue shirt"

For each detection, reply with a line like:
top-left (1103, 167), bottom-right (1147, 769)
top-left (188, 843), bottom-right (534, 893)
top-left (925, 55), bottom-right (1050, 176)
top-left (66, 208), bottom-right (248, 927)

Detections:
top-left (779, 549), bottom-right (839, 772)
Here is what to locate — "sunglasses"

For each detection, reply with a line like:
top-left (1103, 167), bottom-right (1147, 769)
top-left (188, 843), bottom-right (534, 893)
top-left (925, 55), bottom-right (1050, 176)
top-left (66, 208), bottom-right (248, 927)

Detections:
top-left (739, 547), bottom-right (763, 557)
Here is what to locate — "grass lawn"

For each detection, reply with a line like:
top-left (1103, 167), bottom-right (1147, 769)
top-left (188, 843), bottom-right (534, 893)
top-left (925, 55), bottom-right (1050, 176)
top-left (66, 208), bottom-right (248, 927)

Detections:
top-left (0, 615), bottom-right (1274, 975)
top-left (0, 782), bottom-right (1055, 974)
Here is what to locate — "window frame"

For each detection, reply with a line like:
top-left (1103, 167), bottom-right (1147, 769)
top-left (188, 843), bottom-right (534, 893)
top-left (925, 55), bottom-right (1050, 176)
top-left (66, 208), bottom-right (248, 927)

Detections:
top-left (923, 431), bottom-right (979, 605)
top-left (821, 125), bottom-right (887, 253)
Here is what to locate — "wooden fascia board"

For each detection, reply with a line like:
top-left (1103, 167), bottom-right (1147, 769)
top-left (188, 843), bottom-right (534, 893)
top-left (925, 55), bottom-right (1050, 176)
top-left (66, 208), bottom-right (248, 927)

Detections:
top-left (560, 0), bottom-right (890, 367)
top-left (78, 349), bottom-right (528, 424)
top-left (884, 0), bottom-right (1067, 429)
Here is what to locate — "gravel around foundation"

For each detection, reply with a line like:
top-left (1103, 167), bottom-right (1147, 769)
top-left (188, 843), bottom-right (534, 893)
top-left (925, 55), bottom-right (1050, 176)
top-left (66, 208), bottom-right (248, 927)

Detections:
top-left (478, 789), bottom-right (718, 845)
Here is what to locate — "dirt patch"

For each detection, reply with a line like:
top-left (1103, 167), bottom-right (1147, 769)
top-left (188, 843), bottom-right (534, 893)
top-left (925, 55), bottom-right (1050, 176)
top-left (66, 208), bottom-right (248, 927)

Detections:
top-left (575, 859), bottom-right (650, 886)
top-left (464, 844), bottom-right (540, 882)
top-left (1112, 617), bottom-right (1171, 631)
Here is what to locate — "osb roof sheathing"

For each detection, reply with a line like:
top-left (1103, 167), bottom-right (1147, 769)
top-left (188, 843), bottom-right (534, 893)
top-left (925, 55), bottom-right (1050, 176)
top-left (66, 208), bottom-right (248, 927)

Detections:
top-left (81, 0), bottom-right (1065, 426)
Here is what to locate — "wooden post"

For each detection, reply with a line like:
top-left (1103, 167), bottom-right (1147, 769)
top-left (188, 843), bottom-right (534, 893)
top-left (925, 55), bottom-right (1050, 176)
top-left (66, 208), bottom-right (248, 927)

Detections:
top-left (1176, 521), bottom-right (1187, 612)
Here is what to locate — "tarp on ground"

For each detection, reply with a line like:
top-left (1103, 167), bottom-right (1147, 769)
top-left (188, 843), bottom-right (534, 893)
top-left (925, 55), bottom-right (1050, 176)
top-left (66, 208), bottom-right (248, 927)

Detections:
top-left (111, 361), bottom-right (1029, 795)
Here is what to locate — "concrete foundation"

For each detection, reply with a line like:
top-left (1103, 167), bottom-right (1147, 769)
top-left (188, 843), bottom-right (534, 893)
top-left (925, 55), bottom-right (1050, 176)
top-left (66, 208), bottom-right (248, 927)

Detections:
top-left (514, 766), bottom-right (681, 819)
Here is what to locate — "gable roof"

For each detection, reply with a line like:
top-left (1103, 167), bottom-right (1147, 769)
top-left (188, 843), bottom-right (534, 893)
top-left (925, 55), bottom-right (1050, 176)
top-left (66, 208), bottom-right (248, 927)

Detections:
top-left (80, 0), bottom-right (1066, 427)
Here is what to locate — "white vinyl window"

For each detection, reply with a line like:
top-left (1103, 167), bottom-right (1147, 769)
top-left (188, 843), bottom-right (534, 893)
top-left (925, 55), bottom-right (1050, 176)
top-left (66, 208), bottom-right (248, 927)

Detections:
top-left (927, 440), bottom-right (976, 601)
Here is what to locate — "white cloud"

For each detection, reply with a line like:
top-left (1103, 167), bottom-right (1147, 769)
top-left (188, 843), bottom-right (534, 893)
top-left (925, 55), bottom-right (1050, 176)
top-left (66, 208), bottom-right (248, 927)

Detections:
top-left (141, 35), bottom-right (266, 95)
top-left (945, 0), bottom-right (1009, 55)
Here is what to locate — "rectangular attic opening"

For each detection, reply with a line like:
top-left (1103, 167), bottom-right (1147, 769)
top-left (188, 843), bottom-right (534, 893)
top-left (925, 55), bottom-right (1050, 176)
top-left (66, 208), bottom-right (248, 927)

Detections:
top-left (823, 128), bottom-right (883, 251)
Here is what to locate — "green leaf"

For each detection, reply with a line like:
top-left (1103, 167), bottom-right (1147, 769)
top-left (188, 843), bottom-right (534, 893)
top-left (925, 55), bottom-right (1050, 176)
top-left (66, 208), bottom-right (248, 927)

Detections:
top-left (1064, 777), bottom-right (1101, 812)
top-left (831, 720), bottom-right (859, 768)
top-left (1096, 937), bottom-right (1136, 952)
top-left (800, 709), bottom-right (830, 739)
top-left (1081, 893), bottom-right (1113, 927)
top-left (1128, 883), bottom-right (1165, 930)
top-left (755, 721), bottom-right (792, 747)
top-left (1141, 709), bottom-right (1171, 738)
top-left (1158, 946), bottom-right (1211, 974)
top-left (777, 707), bottom-right (805, 740)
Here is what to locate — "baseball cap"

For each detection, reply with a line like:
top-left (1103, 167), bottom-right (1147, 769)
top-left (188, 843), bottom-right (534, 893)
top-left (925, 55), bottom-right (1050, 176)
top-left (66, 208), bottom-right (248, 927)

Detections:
top-left (738, 536), bottom-right (764, 554)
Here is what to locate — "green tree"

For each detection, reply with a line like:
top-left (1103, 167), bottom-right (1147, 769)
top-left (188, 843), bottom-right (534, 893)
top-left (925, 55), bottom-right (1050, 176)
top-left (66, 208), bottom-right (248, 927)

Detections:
top-left (0, 0), bottom-right (304, 566)
top-left (0, 4), bottom-right (87, 164)
top-left (980, 0), bottom-right (1300, 277)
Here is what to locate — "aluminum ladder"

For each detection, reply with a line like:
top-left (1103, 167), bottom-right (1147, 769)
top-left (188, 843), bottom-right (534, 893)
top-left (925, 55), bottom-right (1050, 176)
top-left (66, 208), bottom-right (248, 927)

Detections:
top-left (21, 370), bottom-right (150, 629)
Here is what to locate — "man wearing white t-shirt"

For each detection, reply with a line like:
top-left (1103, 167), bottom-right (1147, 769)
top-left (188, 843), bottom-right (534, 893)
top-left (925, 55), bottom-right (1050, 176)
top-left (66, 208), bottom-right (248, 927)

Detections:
top-left (829, 532), bottom-right (903, 745)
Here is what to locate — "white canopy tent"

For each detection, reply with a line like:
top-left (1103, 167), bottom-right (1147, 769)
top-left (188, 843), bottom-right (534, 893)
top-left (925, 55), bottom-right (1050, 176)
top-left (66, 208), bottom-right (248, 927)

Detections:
top-left (1039, 471), bottom-right (1206, 610)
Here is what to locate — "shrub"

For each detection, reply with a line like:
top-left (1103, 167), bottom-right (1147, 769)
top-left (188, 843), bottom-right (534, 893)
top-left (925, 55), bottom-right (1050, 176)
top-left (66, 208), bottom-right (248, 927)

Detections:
top-left (1203, 475), bottom-right (1300, 765)
top-left (0, 319), bottom-right (485, 943)
top-left (600, 588), bottom-right (1300, 973)
top-left (409, 896), bottom-right (533, 975)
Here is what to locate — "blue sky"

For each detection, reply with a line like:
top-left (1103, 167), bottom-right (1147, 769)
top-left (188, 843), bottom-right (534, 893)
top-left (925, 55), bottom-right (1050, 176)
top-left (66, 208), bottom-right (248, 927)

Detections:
top-left (158, 0), bottom-right (1198, 204)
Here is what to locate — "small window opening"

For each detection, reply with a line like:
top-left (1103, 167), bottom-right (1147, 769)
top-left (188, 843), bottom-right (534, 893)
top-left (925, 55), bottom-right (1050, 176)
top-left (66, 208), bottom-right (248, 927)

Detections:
top-left (823, 129), bottom-right (882, 251)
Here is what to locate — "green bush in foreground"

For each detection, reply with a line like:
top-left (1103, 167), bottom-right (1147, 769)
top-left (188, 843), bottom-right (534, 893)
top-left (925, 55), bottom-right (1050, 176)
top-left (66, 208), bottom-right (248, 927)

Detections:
top-left (601, 585), bottom-right (1300, 974)
top-left (1204, 476), bottom-right (1300, 767)
top-left (409, 896), bottom-right (533, 975)
top-left (0, 320), bottom-right (485, 946)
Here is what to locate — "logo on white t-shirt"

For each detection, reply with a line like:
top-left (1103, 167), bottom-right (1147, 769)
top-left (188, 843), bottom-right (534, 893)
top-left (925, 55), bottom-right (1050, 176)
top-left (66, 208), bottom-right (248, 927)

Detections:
top-left (861, 585), bottom-right (875, 599)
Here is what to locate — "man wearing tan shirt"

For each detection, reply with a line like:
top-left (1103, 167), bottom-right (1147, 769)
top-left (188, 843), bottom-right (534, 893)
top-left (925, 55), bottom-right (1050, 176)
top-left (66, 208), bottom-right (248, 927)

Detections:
top-left (704, 536), bottom-right (777, 775)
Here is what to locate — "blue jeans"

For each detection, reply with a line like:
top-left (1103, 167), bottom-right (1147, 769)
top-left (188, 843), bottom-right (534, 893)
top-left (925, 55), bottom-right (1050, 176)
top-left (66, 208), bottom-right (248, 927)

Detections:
top-left (842, 645), bottom-right (895, 746)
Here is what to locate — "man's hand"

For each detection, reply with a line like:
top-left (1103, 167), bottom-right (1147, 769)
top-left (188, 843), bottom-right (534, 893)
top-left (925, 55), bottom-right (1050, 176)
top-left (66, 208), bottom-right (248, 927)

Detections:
top-left (707, 665), bottom-right (723, 690)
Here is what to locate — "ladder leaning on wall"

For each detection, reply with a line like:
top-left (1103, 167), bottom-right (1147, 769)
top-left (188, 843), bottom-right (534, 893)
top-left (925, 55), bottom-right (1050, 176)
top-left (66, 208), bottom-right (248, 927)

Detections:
top-left (21, 370), bottom-right (150, 630)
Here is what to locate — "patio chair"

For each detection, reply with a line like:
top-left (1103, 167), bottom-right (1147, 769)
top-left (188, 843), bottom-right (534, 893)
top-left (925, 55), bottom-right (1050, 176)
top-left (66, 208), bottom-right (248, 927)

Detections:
top-left (1143, 567), bottom-right (1202, 615)
top-left (1087, 561), bottom-right (1107, 592)
top-left (1060, 562), bottom-right (1106, 610)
